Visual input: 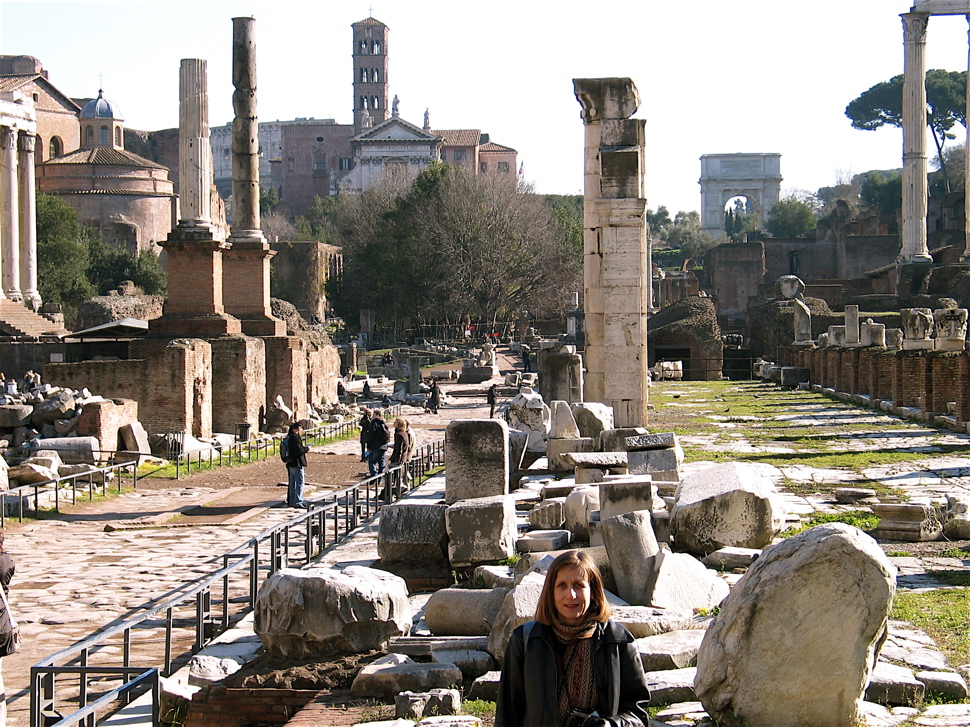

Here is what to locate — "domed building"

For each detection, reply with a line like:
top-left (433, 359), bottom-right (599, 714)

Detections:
top-left (36, 89), bottom-right (175, 255)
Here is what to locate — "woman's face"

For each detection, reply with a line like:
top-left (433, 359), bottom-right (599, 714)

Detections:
top-left (553, 565), bottom-right (592, 626)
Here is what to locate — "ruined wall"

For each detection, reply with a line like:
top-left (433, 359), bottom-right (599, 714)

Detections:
top-left (837, 235), bottom-right (898, 280)
top-left (264, 337), bottom-right (309, 419)
top-left (0, 342), bottom-right (67, 381)
top-left (45, 359), bottom-right (146, 404)
top-left (76, 398), bottom-right (139, 457)
top-left (210, 337), bottom-right (265, 435)
top-left (184, 685), bottom-right (319, 727)
top-left (764, 239), bottom-right (837, 283)
top-left (128, 339), bottom-right (212, 437)
top-left (306, 345), bottom-right (340, 405)
top-left (708, 242), bottom-right (765, 322)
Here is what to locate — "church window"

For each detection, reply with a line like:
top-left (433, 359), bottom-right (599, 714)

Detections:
top-left (114, 127), bottom-right (121, 146)
top-left (359, 40), bottom-right (368, 53)
top-left (100, 126), bottom-right (109, 146)
top-left (454, 149), bottom-right (466, 163)
top-left (313, 151), bottom-right (327, 171)
top-left (480, 162), bottom-right (487, 173)
top-left (372, 96), bottom-right (380, 109)
top-left (498, 161), bottom-right (509, 173)
top-left (372, 69), bottom-right (379, 82)
top-left (85, 126), bottom-right (94, 146)
top-left (340, 157), bottom-right (352, 170)
top-left (32, 93), bottom-right (38, 102)
top-left (365, 28), bottom-right (373, 38)
top-left (372, 41), bottom-right (381, 54)
top-left (360, 69), bottom-right (368, 83)
top-left (361, 96), bottom-right (369, 110)
top-left (50, 136), bottom-right (62, 158)
top-left (440, 150), bottom-right (447, 161)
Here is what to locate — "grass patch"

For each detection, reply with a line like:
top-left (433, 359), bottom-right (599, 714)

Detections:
top-left (925, 570), bottom-right (970, 587)
top-left (462, 699), bottom-right (495, 726)
top-left (892, 589), bottom-right (970, 666)
top-left (781, 510), bottom-right (879, 538)
top-left (938, 548), bottom-right (970, 560)
top-left (887, 550), bottom-right (913, 557)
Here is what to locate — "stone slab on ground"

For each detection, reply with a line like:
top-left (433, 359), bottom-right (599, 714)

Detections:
top-left (644, 667), bottom-right (697, 706)
top-left (351, 653), bottom-right (463, 698)
top-left (562, 452), bottom-right (628, 468)
top-left (701, 547), bottom-right (761, 570)
top-left (467, 671), bottom-right (501, 702)
top-left (625, 432), bottom-right (677, 450)
top-left (915, 670), bottom-right (969, 700)
top-left (865, 662), bottom-right (925, 706)
top-left (637, 629), bottom-right (706, 671)
top-left (516, 529), bottom-right (571, 552)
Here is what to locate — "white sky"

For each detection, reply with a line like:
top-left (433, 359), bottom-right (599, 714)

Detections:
top-left (2, 0), bottom-right (970, 214)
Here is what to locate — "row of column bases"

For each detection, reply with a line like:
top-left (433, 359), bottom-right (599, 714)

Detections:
top-left (0, 127), bottom-right (39, 310)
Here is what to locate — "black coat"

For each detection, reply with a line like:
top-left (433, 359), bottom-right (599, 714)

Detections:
top-left (284, 431), bottom-right (308, 469)
top-left (495, 619), bottom-right (650, 727)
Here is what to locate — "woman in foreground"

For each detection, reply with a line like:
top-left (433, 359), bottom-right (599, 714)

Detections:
top-left (496, 550), bottom-right (650, 727)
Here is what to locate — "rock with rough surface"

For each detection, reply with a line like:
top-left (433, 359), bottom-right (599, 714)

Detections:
top-left (446, 496), bottom-right (517, 566)
top-left (255, 566), bottom-right (412, 658)
top-left (425, 588), bottom-right (508, 636)
top-left (351, 653), bottom-right (462, 698)
top-left (529, 497), bottom-right (566, 530)
top-left (564, 486), bottom-right (599, 541)
top-left (637, 629), bottom-right (706, 671)
top-left (695, 523), bottom-right (896, 727)
top-left (599, 511), bottom-right (659, 605)
top-left (486, 572), bottom-right (545, 663)
top-left (570, 402), bottom-right (614, 441)
top-left (670, 463), bottom-right (786, 555)
top-left (506, 387), bottom-right (550, 453)
top-left (650, 549), bottom-right (729, 612)
top-left (378, 502), bottom-right (449, 564)
top-left (444, 419), bottom-right (509, 504)
top-left (549, 401), bottom-right (581, 439)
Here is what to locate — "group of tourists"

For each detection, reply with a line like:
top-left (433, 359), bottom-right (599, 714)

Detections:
top-left (358, 408), bottom-right (415, 479)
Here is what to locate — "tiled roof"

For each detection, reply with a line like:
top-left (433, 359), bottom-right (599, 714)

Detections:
top-left (50, 189), bottom-right (173, 197)
top-left (353, 17), bottom-right (387, 26)
top-left (0, 74), bottom-right (37, 93)
top-left (480, 141), bottom-right (516, 153)
top-left (42, 147), bottom-right (166, 169)
top-left (434, 129), bottom-right (481, 147)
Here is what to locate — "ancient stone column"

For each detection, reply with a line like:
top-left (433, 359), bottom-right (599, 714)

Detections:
top-left (178, 59), bottom-right (213, 227)
top-left (964, 17), bottom-right (970, 261)
top-left (223, 16), bottom-right (285, 336)
top-left (17, 131), bottom-right (39, 310)
top-left (900, 13), bottom-right (933, 266)
top-left (1, 126), bottom-right (21, 302)
top-left (573, 78), bottom-right (649, 427)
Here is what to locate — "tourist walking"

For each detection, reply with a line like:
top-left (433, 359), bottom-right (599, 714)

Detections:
top-left (427, 380), bottom-right (441, 414)
top-left (0, 530), bottom-right (16, 726)
top-left (367, 409), bottom-right (390, 477)
top-left (488, 384), bottom-right (498, 418)
top-left (521, 346), bottom-right (532, 373)
top-left (389, 417), bottom-right (415, 485)
top-left (358, 408), bottom-right (371, 461)
top-left (283, 422), bottom-right (309, 509)
top-left (496, 549), bottom-right (650, 727)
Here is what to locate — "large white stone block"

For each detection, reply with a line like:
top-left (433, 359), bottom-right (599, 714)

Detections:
top-left (486, 572), bottom-right (545, 663)
top-left (425, 588), bottom-right (508, 636)
top-left (546, 437), bottom-right (595, 473)
top-left (446, 496), bottom-right (517, 566)
top-left (378, 501), bottom-right (449, 563)
top-left (444, 419), bottom-right (509, 504)
top-left (695, 523), bottom-right (896, 727)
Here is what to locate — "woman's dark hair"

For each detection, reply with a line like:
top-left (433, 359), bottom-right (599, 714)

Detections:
top-left (535, 549), bottom-right (611, 626)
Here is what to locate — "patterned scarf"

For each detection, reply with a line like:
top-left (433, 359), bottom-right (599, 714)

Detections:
top-left (554, 620), bottom-right (599, 726)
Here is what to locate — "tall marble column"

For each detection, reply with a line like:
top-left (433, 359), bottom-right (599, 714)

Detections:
top-left (963, 16), bottom-right (970, 262)
top-left (1, 126), bottom-right (21, 302)
top-left (149, 58), bottom-right (241, 338)
top-left (574, 78), bottom-right (649, 428)
top-left (900, 13), bottom-right (933, 265)
top-left (17, 131), bottom-right (39, 309)
top-left (223, 16), bottom-right (285, 337)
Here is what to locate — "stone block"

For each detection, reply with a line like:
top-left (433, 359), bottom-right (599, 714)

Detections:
top-left (516, 529), bottom-right (571, 552)
top-left (467, 671), bottom-right (501, 702)
top-left (871, 502), bottom-right (942, 542)
top-left (425, 588), bottom-right (508, 637)
top-left (431, 648), bottom-right (494, 680)
top-left (570, 402), bottom-right (614, 440)
top-left (30, 390), bottom-right (75, 427)
top-left (624, 432), bottom-right (676, 450)
top-left (395, 689), bottom-right (461, 720)
top-left (575, 467), bottom-right (606, 484)
top-left (528, 498), bottom-right (566, 530)
top-left (378, 502), bottom-right (449, 564)
top-left (780, 367), bottom-right (810, 388)
top-left (914, 670), bottom-right (968, 700)
top-left (473, 565), bottom-right (514, 590)
top-left (599, 476), bottom-right (652, 520)
top-left (120, 421), bottom-right (151, 454)
top-left (446, 496), bottom-right (517, 566)
top-left (562, 451), bottom-right (627, 468)
top-left (0, 405), bottom-right (30, 428)
top-left (611, 605), bottom-right (696, 638)
top-left (7, 463), bottom-right (56, 485)
top-left (546, 437), bottom-right (595, 473)
top-left (670, 462), bottom-right (786, 556)
top-left (549, 400), bottom-right (581, 439)
top-left (835, 488), bottom-right (878, 504)
top-left (486, 572), bottom-right (545, 663)
top-left (507, 387), bottom-right (550, 453)
top-left (255, 566), bottom-right (412, 659)
top-left (627, 446), bottom-right (683, 478)
top-left (865, 662), bottom-right (923, 706)
top-left (564, 486), bottom-right (599, 541)
top-left (31, 436), bottom-right (99, 464)
top-left (637, 629), bottom-right (706, 671)
top-left (508, 429), bottom-right (528, 473)
top-left (645, 667), bottom-right (697, 706)
top-left (351, 653), bottom-right (462, 699)
top-left (444, 419), bottom-right (509, 504)
top-left (598, 427), bottom-right (648, 452)
top-left (701, 547), bottom-right (761, 570)
top-left (650, 549), bottom-right (729, 612)
top-left (696, 524), bottom-right (896, 726)
top-left (599, 511), bottom-right (659, 605)
top-left (187, 654), bottom-right (242, 686)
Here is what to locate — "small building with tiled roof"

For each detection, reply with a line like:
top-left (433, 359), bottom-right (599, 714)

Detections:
top-left (37, 89), bottom-right (174, 255)
top-left (0, 56), bottom-right (80, 162)
top-left (479, 139), bottom-right (518, 176)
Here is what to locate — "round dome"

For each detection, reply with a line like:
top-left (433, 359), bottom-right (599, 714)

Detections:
top-left (80, 90), bottom-right (123, 121)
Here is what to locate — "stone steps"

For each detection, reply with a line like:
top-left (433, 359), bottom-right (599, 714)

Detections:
top-left (0, 299), bottom-right (68, 337)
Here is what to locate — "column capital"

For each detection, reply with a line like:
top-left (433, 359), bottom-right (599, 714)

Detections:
top-left (0, 127), bottom-right (16, 150)
top-left (17, 131), bottom-right (35, 153)
top-left (902, 12), bottom-right (929, 43)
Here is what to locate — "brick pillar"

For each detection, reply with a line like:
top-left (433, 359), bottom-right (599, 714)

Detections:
top-left (929, 352), bottom-right (960, 418)
top-left (895, 351), bottom-right (930, 409)
top-left (857, 349), bottom-right (873, 397)
top-left (129, 339), bottom-right (212, 437)
top-left (840, 349), bottom-right (859, 394)
top-left (874, 350), bottom-right (896, 402)
top-left (210, 336), bottom-right (265, 435)
top-left (264, 337), bottom-right (309, 421)
top-left (955, 355), bottom-right (970, 422)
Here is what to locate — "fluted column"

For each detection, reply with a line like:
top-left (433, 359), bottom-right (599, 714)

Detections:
top-left (900, 12), bottom-right (933, 264)
top-left (1, 126), bottom-right (21, 302)
top-left (18, 131), bottom-right (39, 309)
top-left (231, 17), bottom-right (260, 238)
top-left (178, 59), bottom-right (213, 228)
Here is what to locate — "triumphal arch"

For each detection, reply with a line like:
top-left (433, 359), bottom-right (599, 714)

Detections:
top-left (699, 153), bottom-right (782, 238)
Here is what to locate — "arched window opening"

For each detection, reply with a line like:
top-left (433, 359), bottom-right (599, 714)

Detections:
top-left (34, 136), bottom-right (44, 163)
top-left (100, 125), bottom-right (109, 146)
top-left (313, 150), bottom-right (327, 172)
top-left (789, 251), bottom-right (801, 276)
top-left (373, 69), bottom-right (379, 82)
top-left (114, 127), bottom-right (121, 147)
top-left (85, 126), bottom-right (94, 147)
top-left (372, 41), bottom-right (381, 54)
top-left (361, 96), bottom-right (369, 110)
top-left (360, 69), bottom-right (368, 83)
top-left (372, 96), bottom-right (379, 109)
top-left (359, 40), bottom-right (368, 53)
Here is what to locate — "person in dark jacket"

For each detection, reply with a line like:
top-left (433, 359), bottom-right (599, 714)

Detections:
top-left (0, 530), bottom-right (15, 725)
top-left (358, 408), bottom-right (371, 462)
top-left (487, 384), bottom-right (498, 418)
top-left (284, 422), bottom-right (309, 509)
top-left (496, 550), bottom-right (650, 727)
top-left (427, 380), bottom-right (441, 414)
top-left (366, 409), bottom-right (390, 477)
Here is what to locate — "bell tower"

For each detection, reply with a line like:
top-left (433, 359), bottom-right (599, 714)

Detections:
top-left (352, 17), bottom-right (389, 134)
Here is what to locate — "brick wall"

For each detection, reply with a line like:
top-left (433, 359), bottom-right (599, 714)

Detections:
top-left (894, 352), bottom-right (930, 410)
top-left (839, 349), bottom-right (859, 394)
top-left (129, 339), bottom-right (212, 437)
top-left (856, 349), bottom-right (874, 397)
top-left (930, 352), bottom-right (962, 416)
top-left (210, 337), bottom-right (265, 435)
top-left (265, 337), bottom-right (308, 420)
top-left (825, 349), bottom-right (840, 389)
top-left (307, 345), bottom-right (340, 406)
top-left (75, 398), bottom-right (139, 458)
top-left (184, 686), bottom-right (321, 727)
top-left (45, 359), bottom-right (147, 406)
top-left (873, 350), bottom-right (897, 402)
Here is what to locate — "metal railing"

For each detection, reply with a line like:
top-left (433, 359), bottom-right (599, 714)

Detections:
top-left (30, 437), bottom-right (445, 727)
top-left (0, 460), bottom-right (138, 528)
top-left (174, 406), bottom-right (403, 479)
